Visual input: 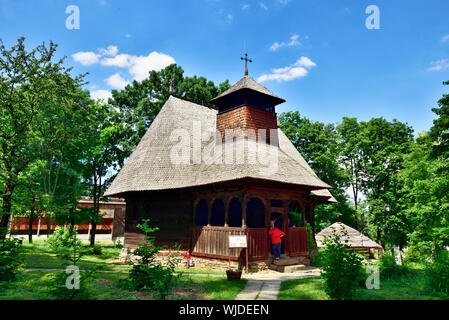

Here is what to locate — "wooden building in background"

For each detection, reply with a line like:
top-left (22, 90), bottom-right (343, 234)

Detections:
top-left (11, 197), bottom-right (126, 238)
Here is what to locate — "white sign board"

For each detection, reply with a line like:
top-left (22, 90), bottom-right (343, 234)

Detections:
top-left (229, 235), bottom-right (247, 248)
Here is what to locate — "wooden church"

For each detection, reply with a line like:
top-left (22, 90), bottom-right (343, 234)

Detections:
top-left (105, 61), bottom-right (336, 269)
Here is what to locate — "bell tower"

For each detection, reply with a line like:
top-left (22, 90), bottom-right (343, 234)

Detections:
top-left (209, 53), bottom-right (285, 143)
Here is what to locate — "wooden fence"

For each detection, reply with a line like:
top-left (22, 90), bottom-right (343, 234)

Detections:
top-left (191, 226), bottom-right (270, 261)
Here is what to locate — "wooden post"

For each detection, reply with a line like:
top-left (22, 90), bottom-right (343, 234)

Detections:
top-left (245, 243), bottom-right (249, 272)
top-left (37, 218), bottom-right (41, 237)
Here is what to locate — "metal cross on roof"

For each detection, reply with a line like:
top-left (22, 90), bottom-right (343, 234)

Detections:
top-left (240, 52), bottom-right (252, 76)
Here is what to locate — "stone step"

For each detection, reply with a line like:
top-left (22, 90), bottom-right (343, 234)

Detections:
top-left (272, 257), bottom-right (303, 266)
top-left (269, 264), bottom-right (306, 273)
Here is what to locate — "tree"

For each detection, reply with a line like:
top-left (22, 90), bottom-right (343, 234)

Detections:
top-left (0, 37), bottom-right (85, 238)
top-left (279, 111), bottom-right (354, 232)
top-left (359, 118), bottom-right (414, 246)
top-left (400, 81), bottom-right (449, 253)
top-left (12, 162), bottom-right (45, 243)
top-left (336, 117), bottom-right (365, 228)
top-left (82, 101), bottom-right (122, 246)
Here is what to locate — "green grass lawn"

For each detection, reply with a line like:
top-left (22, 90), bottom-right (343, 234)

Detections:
top-left (1, 239), bottom-right (246, 300)
top-left (21, 239), bottom-right (132, 272)
top-left (279, 264), bottom-right (439, 300)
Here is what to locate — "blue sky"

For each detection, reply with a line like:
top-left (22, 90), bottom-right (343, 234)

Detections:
top-left (1, 0), bottom-right (448, 134)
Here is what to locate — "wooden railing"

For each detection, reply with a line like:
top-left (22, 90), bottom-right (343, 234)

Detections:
top-left (287, 227), bottom-right (308, 256)
top-left (191, 226), bottom-right (270, 261)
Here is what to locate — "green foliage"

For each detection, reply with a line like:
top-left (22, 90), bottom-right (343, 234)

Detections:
top-left (319, 226), bottom-right (364, 300)
top-left (46, 227), bottom-right (94, 300)
top-left (129, 219), bottom-right (182, 300)
top-left (279, 111), bottom-right (356, 230)
top-left (113, 239), bottom-right (123, 249)
top-left (0, 238), bottom-right (23, 281)
top-left (46, 269), bottom-right (93, 300)
top-left (90, 245), bottom-right (102, 256)
top-left (46, 226), bottom-right (79, 250)
top-left (378, 254), bottom-right (409, 279)
top-left (288, 210), bottom-right (303, 227)
top-left (425, 250), bottom-right (449, 298)
top-left (0, 37), bottom-right (86, 238)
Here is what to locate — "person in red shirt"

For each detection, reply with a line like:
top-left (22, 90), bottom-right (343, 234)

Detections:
top-left (269, 226), bottom-right (285, 261)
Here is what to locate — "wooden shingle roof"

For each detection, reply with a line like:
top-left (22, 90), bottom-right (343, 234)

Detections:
top-left (210, 76), bottom-right (285, 105)
top-left (105, 95), bottom-right (333, 197)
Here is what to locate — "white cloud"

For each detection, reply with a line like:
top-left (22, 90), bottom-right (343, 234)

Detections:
top-left (295, 56), bottom-right (317, 68)
top-left (260, 2), bottom-right (268, 10)
top-left (101, 53), bottom-right (133, 68)
top-left (99, 45), bottom-right (118, 56)
top-left (125, 34), bottom-right (132, 38)
top-left (100, 51), bottom-right (175, 81)
top-left (441, 34), bottom-right (449, 43)
top-left (270, 34), bottom-right (300, 51)
top-left (242, 3), bottom-right (250, 10)
top-left (427, 58), bottom-right (449, 71)
top-left (127, 52), bottom-right (176, 81)
top-left (72, 51), bottom-right (101, 66)
top-left (105, 73), bottom-right (130, 89)
top-left (73, 46), bottom-right (176, 87)
top-left (90, 89), bottom-right (112, 101)
top-left (258, 56), bottom-right (317, 82)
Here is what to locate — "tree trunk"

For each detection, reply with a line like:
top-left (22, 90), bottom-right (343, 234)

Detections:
top-left (46, 216), bottom-right (52, 237)
top-left (90, 222), bottom-right (97, 247)
top-left (28, 209), bottom-right (35, 243)
top-left (0, 193), bottom-right (13, 240)
top-left (90, 159), bottom-right (98, 247)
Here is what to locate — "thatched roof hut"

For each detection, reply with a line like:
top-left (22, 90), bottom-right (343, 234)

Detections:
top-left (315, 222), bottom-right (382, 257)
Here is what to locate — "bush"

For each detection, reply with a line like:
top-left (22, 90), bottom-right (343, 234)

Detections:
top-left (426, 250), bottom-right (449, 298)
top-left (46, 226), bottom-right (79, 250)
top-left (113, 239), bottom-right (123, 249)
top-left (129, 219), bottom-right (182, 300)
top-left (0, 238), bottom-right (23, 281)
top-left (47, 268), bottom-right (93, 300)
top-left (319, 225), bottom-right (364, 300)
top-left (90, 245), bottom-right (102, 256)
top-left (378, 253), bottom-right (409, 279)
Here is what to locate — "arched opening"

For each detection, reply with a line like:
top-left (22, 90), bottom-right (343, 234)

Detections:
top-left (246, 198), bottom-right (266, 228)
top-left (288, 200), bottom-right (304, 227)
top-left (228, 198), bottom-right (242, 227)
top-left (195, 199), bottom-right (208, 226)
top-left (211, 199), bottom-right (225, 226)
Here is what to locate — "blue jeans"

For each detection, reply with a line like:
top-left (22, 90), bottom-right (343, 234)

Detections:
top-left (271, 243), bottom-right (281, 260)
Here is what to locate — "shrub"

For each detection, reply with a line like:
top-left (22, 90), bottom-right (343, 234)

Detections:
top-left (46, 269), bottom-right (93, 300)
top-left (90, 245), bottom-right (102, 256)
top-left (46, 226), bottom-right (79, 250)
top-left (113, 239), bottom-right (123, 249)
top-left (0, 238), bottom-right (23, 281)
top-left (47, 228), bottom-right (93, 300)
top-left (378, 253), bottom-right (409, 279)
top-left (425, 250), bottom-right (449, 298)
top-left (129, 219), bottom-right (182, 300)
top-left (319, 225), bottom-right (364, 300)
